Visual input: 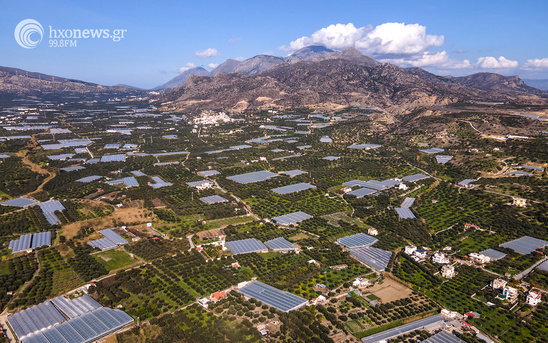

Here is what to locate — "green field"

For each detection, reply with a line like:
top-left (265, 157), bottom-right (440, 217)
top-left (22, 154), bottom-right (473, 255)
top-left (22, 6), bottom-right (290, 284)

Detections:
top-left (93, 249), bottom-right (139, 271)
top-left (203, 215), bottom-right (255, 229)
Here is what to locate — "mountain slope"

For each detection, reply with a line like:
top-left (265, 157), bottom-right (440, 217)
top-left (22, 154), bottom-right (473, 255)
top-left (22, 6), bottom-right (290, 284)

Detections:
top-left (164, 53), bottom-right (547, 113)
top-left (0, 66), bottom-right (141, 97)
top-left (285, 45), bottom-right (335, 63)
top-left (311, 47), bottom-right (380, 67)
top-left (453, 73), bottom-right (546, 96)
top-left (157, 46), bottom-right (336, 89)
top-left (210, 59), bottom-right (242, 75)
top-left (233, 55), bottom-right (285, 75)
top-left (155, 67), bottom-right (211, 90)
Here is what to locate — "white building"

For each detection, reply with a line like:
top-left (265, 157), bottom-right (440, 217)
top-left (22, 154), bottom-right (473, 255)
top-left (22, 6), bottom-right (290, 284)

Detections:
top-left (198, 298), bottom-right (210, 308)
top-left (195, 182), bottom-right (213, 190)
top-left (398, 183), bottom-right (408, 191)
top-left (469, 252), bottom-right (489, 264)
top-left (503, 286), bottom-right (519, 302)
top-left (405, 245), bottom-right (417, 255)
top-left (491, 278), bottom-right (508, 290)
top-left (413, 249), bottom-right (427, 261)
top-left (353, 277), bottom-right (370, 288)
top-left (441, 265), bottom-right (455, 278)
top-left (368, 228), bottom-right (378, 236)
top-left (310, 295), bottom-right (326, 305)
top-left (527, 291), bottom-right (542, 306)
top-left (512, 197), bottom-right (527, 207)
top-left (432, 252), bottom-right (450, 264)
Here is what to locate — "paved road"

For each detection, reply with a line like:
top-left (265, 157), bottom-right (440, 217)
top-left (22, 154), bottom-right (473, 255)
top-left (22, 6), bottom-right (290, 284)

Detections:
top-left (0, 311), bottom-right (16, 342)
top-left (361, 314), bottom-right (444, 343)
top-left (514, 256), bottom-right (548, 280)
top-left (463, 120), bottom-right (483, 134)
top-left (187, 234), bottom-right (195, 251)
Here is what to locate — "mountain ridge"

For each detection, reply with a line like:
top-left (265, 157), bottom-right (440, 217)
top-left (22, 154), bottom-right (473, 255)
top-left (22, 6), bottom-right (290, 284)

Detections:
top-left (162, 51), bottom-right (547, 114)
top-left (0, 66), bottom-right (144, 97)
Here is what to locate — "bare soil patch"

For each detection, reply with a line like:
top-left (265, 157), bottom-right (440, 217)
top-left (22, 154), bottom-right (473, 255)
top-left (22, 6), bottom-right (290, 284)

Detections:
top-left (62, 207), bottom-right (155, 239)
top-left (368, 277), bottom-right (412, 303)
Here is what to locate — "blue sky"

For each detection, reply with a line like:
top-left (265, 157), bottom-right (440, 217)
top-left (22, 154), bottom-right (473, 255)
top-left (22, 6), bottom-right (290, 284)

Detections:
top-left (1, 0), bottom-right (547, 89)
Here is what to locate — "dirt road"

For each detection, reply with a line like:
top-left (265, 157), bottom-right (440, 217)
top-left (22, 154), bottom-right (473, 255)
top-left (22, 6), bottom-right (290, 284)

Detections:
top-left (16, 135), bottom-right (57, 197)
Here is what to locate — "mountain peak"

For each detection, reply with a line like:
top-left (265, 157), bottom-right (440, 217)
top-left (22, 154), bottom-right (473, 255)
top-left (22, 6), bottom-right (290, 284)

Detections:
top-left (285, 45), bottom-right (334, 63)
top-left (154, 66), bottom-right (210, 90)
top-left (211, 59), bottom-right (242, 75)
top-left (233, 55), bottom-right (285, 75)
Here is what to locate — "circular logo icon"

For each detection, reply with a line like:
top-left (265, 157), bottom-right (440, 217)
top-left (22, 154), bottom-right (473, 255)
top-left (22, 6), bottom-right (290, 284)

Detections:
top-left (14, 19), bottom-right (44, 49)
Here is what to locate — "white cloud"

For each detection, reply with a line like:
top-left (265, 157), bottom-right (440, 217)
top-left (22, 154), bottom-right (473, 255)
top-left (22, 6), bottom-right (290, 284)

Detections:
top-left (234, 56), bottom-right (246, 61)
top-left (283, 22), bottom-right (443, 57)
top-left (195, 48), bottom-right (219, 58)
top-left (228, 37), bottom-right (241, 44)
top-left (523, 58), bottom-right (548, 69)
top-left (475, 56), bottom-right (518, 69)
top-left (281, 21), bottom-right (548, 74)
top-left (178, 62), bottom-right (196, 73)
top-left (355, 23), bottom-right (444, 56)
top-left (208, 63), bottom-right (219, 69)
top-left (387, 51), bottom-right (470, 69)
top-left (284, 23), bottom-right (370, 51)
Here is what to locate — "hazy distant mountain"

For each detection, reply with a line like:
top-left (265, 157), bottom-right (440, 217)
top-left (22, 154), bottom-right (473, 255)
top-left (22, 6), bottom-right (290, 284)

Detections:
top-left (233, 55), bottom-right (285, 75)
top-left (155, 67), bottom-right (210, 90)
top-left (210, 59), bottom-right (242, 75)
top-left (452, 73), bottom-right (546, 97)
top-left (157, 46), bottom-right (337, 89)
top-left (524, 79), bottom-right (548, 91)
top-left (0, 66), bottom-right (142, 97)
top-left (285, 45), bottom-right (335, 63)
top-left (310, 47), bottom-right (380, 67)
top-left (113, 84), bottom-right (145, 90)
top-left (164, 49), bottom-right (547, 113)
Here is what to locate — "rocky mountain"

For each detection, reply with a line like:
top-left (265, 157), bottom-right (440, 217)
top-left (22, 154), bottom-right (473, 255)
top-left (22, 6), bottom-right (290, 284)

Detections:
top-left (156, 46), bottom-right (338, 89)
top-left (232, 55), bottom-right (285, 75)
top-left (0, 66), bottom-right (143, 97)
top-left (310, 47), bottom-right (380, 67)
top-left (284, 45), bottom-right (335, 63)
top-left (452, 73), bottom-right (546, 97)
top-left (210, 59), bottom-right (242, 75)
top-left (163, 50), bottom-right (547, 113)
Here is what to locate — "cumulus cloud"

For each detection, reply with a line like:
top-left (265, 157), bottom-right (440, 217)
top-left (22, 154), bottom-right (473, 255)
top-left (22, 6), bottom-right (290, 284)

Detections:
top-left (208, 63), bottom-right (219, 69)
top-left (475, 56), bottom-right (518, 69)
top-left (284, 23), bottom-right (370, 51)
top-left (355, 23), bottom-right (444, 56)
top-left (523, 58), bottom-right (548, 69)
top-left (283, 22), bottom-right (443, 57)
top-left (228, 37), bottom-right (241, 44)
top-left (178, 62), bottom-right (196, 73)
top-left (281, 21), bottom-right (547, 73)
top-left (388, 51), bottom-right (470, 69)
top-left (195, 48), bottom-right (219, 58)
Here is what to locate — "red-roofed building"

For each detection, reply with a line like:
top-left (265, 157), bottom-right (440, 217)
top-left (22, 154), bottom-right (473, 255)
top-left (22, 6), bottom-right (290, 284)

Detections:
top-left (211, 291), bottom-right (227, 301)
